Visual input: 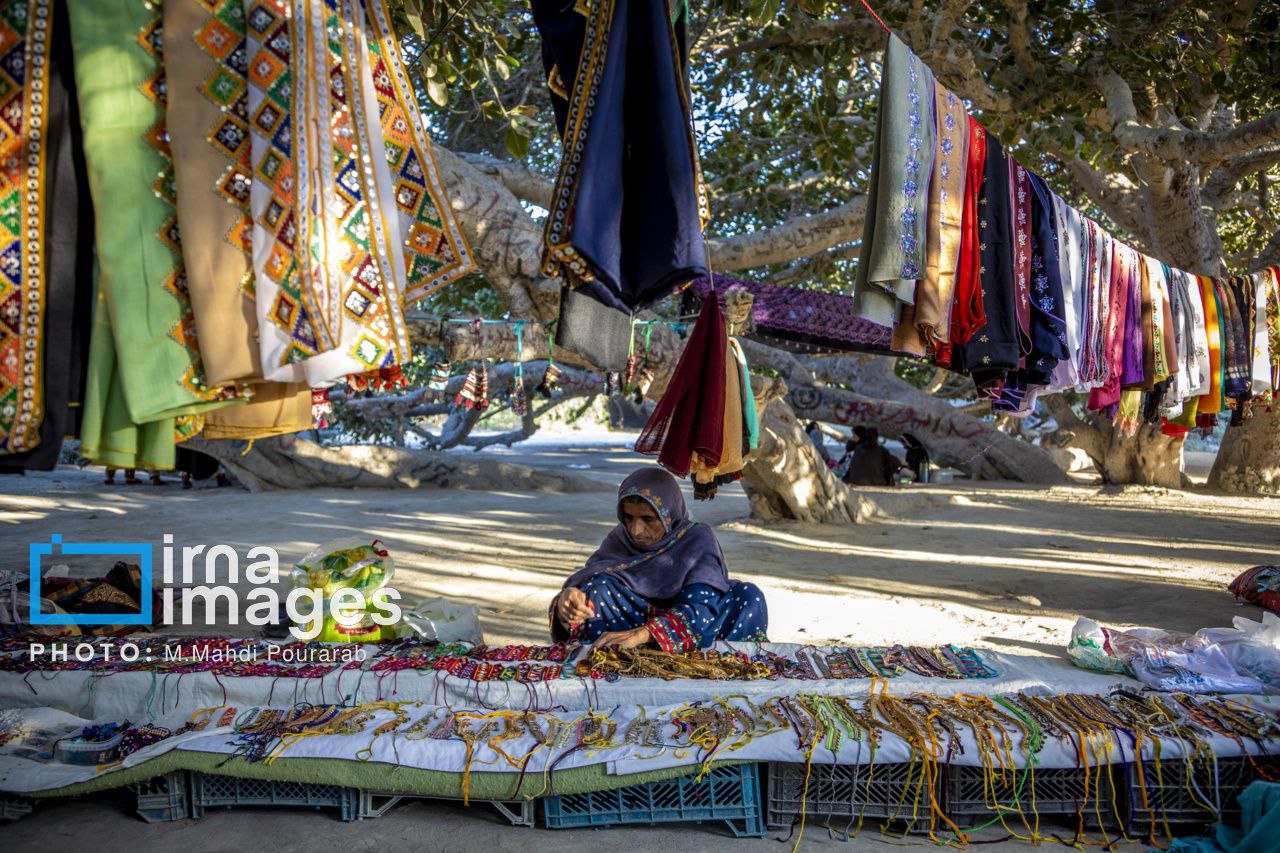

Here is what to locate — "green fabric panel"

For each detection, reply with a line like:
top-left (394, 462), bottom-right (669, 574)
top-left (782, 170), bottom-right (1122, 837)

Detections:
top-left (66, 0), bottom-right (230, 424)
top-left (21, 749), bottom-right (730, 801)
top-left (739, 353), bottom-right (759, 451)
top-left (77, 276), bottom-right (176, 470)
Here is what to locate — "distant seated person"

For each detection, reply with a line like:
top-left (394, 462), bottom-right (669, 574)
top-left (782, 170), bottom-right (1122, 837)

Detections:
top-left (551, 468), bottom-right (768, 652)
top-left (804, 421), bottom-right (830, 463)
top-left (841, 427), bottom-right (904, 487)
top-left (900, 433), bottom-right (932, 483)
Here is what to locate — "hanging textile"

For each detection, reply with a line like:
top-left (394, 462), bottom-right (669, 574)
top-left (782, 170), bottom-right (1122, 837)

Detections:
top-left (69, 0), bottom-right (255, 473)
top-left (0, 0), bottom-right (94, 472)
top-left (79, 282), bottom-right (176, 470)
top-left (554, 286), bottom-right (634, 372)
top-left (853, 33), bottom-right (936, 330)
top-left (1249, 272), bottom-right (1273, 397)
top-left (951, 134), bottom-right (1017, 379)
top-left (1264, 267), bottom-right (1280, 395)
top-left (683, 275), bottom-right (891, 354)
top-left (728, 338), bottom-right (759, 452)
top-left (689, 337), bottom-right (744, 500)
top-left (913, 81), bottom-right (969, 349)
top-left (636, 294), bottom-right (726, 478)
top-left (0, 0), bottom-right (56, 458)
top-left (1197, 274), bottom-right (1225, 415)
top-left (1048, 193), bottom-right (1084, 390)
top-left (934, 116), bottom-right (986, 368)
top-left (532, 0), bottom-right (707, 313)
top-left (244, 0), bottom-right (470, 387)
top-left (163, 0), bottom-right (312, 439)
top-left (1219, 275), bottom-right (1254, 407)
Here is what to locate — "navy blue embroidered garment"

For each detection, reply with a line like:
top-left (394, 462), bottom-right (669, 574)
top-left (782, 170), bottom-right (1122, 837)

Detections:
top-left (953, 135), bottom-right (1018, 384)
top-left (994, 169), bottom-right (1070, 411)
top-left (532, 0), bottom-right (707, 313)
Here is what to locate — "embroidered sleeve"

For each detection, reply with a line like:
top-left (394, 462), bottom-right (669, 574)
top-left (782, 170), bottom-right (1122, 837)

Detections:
top-left (645, 610), bottom-right (696, 654)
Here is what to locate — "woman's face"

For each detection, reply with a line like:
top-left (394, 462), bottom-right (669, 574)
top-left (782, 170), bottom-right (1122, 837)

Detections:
top-left (620, 498), bottom-right (666, 546)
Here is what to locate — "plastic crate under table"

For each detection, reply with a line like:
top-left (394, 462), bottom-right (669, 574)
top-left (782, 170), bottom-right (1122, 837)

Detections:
top-left (1122, 756), bottom-right (1257, 831)
top-left (544, 763), bottom-right (763, 837)
top-left (190, 772), bottom-right (359, 822)
top-left (767, 761), bottom-right (941, 833)
top-left (946, 763), bottom-right (1121, 828)
top-left (131, 771), bottom-right (189, 823)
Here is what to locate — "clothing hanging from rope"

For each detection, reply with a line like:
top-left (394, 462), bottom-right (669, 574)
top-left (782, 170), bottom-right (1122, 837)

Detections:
top-left (852, 32), bottom-right (1279, 431)
top-left (531, 0), bottom-right (708, 313)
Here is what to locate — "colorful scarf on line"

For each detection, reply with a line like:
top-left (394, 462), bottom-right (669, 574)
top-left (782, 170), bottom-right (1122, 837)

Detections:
top-left (1249, 271), bottom-right (1275, 397)
top-left (1218, 275), bottom-right (1254, 404)
top-left (682, 276), bottom-right (891, 355)
top-left (1197, 274), bottom-right (1225, 415)
top-left (244, 0), bottom-right (471, 386)
top-left (0, 0), bottom-right (54, 455)
top-left (636, 294), bottom-right (727, 478)
top-left (915, 81), bottom-right (969, 348)
top-left (562, 467), bottom-right (730, 600)
top-left (853, 33), bottom-right (936, 327)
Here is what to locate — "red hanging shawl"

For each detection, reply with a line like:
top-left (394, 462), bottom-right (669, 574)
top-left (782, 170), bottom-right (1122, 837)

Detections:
top-left (636, 295), bottom-right (728, 477)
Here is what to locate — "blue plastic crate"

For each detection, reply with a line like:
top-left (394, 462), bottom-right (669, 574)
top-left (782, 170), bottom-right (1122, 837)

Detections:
top-left (1122, 755), bottom-right (1257, 831)
top-left (543, 763), bottom-right (763, 837)
top-left (190, 773), bottom-right (359, 822)
top-left (132, 771), bottom-right (189, 822)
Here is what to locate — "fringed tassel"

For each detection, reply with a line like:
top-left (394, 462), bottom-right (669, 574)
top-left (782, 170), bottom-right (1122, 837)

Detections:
top-left (311, 388), bottom-right (332, 428)
top-left (428, 362), bottom-right (451, 392)
top-left (536, 363), bottom-right (562, 398)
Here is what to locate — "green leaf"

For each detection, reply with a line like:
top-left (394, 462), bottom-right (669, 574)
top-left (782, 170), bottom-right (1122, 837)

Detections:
top-left (426, 76), bottom-right (449, 107)
top-left (504, 125), bottom-right (530, 160)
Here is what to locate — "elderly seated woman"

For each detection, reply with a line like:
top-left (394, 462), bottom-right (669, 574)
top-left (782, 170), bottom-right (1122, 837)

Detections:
top-left (550, 468), bottom-right (768, 652)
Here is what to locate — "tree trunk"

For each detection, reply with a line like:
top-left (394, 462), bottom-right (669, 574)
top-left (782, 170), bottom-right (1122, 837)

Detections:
top-left (185, 435), bottom-right (608, 494)
top-left (1042, 395), bottom-right (1188, 488)
top-left (1208, 406), bottom-right (1280, 494)
top-left (740, 343), bottom-right (1070, 484)
top-left (740, 398), bottom-right (877, 524)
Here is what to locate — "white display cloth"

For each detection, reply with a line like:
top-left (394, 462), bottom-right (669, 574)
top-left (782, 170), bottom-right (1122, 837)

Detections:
top-left (3, 693), bottom-right (1279, 795)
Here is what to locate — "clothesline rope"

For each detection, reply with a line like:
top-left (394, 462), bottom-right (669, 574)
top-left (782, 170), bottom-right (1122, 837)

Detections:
top-left (856, 0), bottom-right (892, 35)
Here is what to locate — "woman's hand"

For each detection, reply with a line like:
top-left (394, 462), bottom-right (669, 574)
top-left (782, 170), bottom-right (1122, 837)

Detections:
top-left (593, 626), bottom-right (651, 650)
top-left (556, 587), bottom-right (595, 628)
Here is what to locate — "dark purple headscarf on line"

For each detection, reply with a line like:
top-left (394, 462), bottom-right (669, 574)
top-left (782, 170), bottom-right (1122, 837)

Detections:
top-left (562, 468), bottom-right (730, 600)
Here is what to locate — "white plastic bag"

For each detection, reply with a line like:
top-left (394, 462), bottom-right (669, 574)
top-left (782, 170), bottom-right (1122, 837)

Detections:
top-left (399, 597), bottom-right (484, 644)
top-left (1066, 614), bottom-right (1280, 694)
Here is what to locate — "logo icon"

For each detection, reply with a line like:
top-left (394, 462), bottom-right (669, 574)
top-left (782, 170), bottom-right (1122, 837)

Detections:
top-left (28, 535), bottom-right (153, 626)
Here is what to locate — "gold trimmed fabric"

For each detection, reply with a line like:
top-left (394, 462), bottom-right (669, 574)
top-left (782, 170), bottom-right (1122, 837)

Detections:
top-left (917, 81), bottom-right (969, 347)
top-left (0, 0), bottom-right (53, 454)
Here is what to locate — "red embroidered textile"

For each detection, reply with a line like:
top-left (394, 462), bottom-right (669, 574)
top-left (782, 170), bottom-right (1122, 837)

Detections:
top-left (636, 294), bottom-right (728, 477)
top-left (936, 117), bottom-right (987, 367)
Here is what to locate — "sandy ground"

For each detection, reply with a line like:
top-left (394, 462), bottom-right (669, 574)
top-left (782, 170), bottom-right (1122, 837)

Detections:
top-left (1, 436), bottom-right (1276, 850)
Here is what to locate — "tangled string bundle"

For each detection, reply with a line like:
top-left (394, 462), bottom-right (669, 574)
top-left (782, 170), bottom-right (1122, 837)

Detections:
top-left (589, 647), bottom-right (773, 681)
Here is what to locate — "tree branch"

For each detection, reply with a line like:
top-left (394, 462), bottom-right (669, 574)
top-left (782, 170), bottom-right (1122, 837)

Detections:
top-left (455, 151), bottom-right (554, 208)
top-left (707, 195), bottom-right (867, 271)
top-left (1098, 71), bottom-right (1280, 163)
top-left (719, 15), bottom-right (886, 58)
top-left (1203, 146), bottom-right (1280, 209)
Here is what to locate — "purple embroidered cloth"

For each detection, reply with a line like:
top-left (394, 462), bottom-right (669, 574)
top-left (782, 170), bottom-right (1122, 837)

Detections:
top-left (683, 275), bottom-right (893, 354)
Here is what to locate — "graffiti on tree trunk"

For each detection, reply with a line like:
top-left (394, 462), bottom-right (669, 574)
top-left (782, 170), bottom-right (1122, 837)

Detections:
top-left (790, 388), bottom-right (986, 440)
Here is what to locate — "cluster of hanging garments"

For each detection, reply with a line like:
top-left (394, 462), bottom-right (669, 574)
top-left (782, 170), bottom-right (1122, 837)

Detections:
top-left (636, 297), bottom-right (759, 499)
top-left (853, 35), bottom-right (1280, 433)
top-left (0, 0), bottom-right (471, 473)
